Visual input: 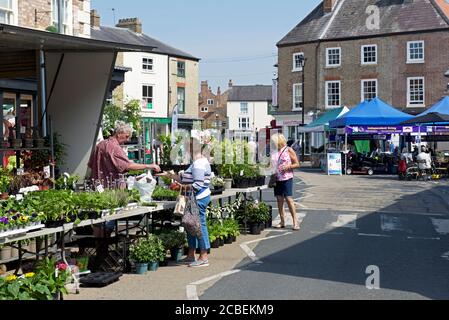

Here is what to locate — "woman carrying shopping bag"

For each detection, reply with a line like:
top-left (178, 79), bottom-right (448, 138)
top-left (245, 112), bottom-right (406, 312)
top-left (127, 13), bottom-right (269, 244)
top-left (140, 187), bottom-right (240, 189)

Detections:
top-left (157, 136), bottom-right (212, 267)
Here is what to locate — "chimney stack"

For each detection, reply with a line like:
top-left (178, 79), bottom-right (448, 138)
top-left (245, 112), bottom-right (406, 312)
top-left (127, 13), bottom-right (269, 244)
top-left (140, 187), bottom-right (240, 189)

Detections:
top-left (323, 0), bottom-right (338, 13)
top-left (228, 79), bottom-right (233, 88)
top-left (116, 18), bottom-right (142, 34)
top-left (217, 86), bottom-right (221, 97)
top-left (90, 9), bottom-right (100, 28)
top-left (201, 81), bottom-right (208, 94)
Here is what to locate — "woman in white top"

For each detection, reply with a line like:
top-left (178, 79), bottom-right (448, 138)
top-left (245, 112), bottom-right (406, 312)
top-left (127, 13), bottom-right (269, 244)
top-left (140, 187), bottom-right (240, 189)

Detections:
top-left (158, 137), bottom-right (211, 267)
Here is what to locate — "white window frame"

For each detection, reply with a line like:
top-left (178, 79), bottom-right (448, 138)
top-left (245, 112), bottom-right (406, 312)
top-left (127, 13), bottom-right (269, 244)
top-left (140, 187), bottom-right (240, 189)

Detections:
top-left (361, 79), bottom-right (378, 102)
top-left (200, 107), bottom-right (209, 113)
top-left (325, 81), bottom-right (341, 109)
top-left (361, 44), bottom-right (377, 65)
top-left (0, 0), bottom-right (18, 25)
top-left (292, 52), bottom-right (304, 72)
top-left (407, 77), bottom-right (425, 108)
top-left (177, 61), bottom-right (186, 78)
top-left (51, 0), bottom-right (73, 35)
top-left (407, 41), bottom-right (425, 64)
top-left (292, 83), bottom-right (303, 111)
top-left (326, 47), bottom-right (341, 67)
top-left (238, 117), bottom-right (250, 130)
top-left (240, 102), bottom-right (248, 114)
top-left (142, 84), bottom-right (154, 110)
top-left (207, 99), bottom-right (214, 106)
top-left (142, 57), bottom-right (154, 72)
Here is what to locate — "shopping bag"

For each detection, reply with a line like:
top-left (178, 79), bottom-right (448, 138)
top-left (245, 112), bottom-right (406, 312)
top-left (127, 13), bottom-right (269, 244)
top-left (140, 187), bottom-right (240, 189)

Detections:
top-left (173, 185), bottom-right (187, 217)
top-left (182, 194), bottom-right (202, 238)
top-left (268, 174), bottom-right (277, 188)
top-left (133, 171), bottom-right (157, 203)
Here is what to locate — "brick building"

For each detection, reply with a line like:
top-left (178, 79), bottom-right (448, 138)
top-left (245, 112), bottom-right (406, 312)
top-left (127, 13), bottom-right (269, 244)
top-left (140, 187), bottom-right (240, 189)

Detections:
top-left (198, 80), bottom-right (229, 132)
top-left (275, 0), bottom-right (449, 152)
top-left (1, 0), bottom-right (91, 37)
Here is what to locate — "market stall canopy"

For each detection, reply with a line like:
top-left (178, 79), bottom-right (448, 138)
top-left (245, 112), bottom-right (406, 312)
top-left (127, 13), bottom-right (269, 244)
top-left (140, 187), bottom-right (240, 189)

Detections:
top-left (329, 98), bottom-right (413, 128)
top-left (400, 112), bottom-right (449, 125)
top-left (417, 96), bottom-right (449, 116)
top-left (299, 107), bottom-right (349, 133)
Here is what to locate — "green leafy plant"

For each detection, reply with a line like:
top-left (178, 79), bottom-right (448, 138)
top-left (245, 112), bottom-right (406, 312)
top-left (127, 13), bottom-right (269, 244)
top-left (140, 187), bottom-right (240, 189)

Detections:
top-left (102, 100), bottom-right (143, 138)
top-left (151, 186), bottom-right (179, 201)
top-left (158, 230), bottom-right (187, 250)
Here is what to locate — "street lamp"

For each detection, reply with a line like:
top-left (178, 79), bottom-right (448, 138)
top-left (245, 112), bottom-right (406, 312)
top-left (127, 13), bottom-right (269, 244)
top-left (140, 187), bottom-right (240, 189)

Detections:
top-left (297, 55), bottom-right (306, 161)
top-left (445, 69), bottom-right (449, 94)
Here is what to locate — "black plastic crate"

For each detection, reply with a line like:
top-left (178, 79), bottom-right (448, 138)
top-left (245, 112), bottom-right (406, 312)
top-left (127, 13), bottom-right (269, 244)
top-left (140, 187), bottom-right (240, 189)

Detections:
top-left (80, 272), bottom-right (122, 287)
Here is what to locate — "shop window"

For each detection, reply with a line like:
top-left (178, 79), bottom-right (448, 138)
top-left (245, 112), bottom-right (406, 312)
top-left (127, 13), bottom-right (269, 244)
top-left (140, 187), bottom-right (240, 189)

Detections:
top-left (177, 87), bottom-right (185, 113)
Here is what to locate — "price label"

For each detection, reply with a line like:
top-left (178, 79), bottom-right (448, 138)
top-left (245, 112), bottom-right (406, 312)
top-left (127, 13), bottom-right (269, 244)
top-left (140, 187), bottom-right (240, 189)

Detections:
top-left (43, 166), bottom-right (50, 179)
top-left (15, 194), bottom-right (23, 201)
top-left (17, 168), bottom-right (24, 176)
top-left (20, 126), bottom-right (26, 134)
top-left (240, 170), bottom-right (244, 176)
top-left (96, 184), bottom-right (105, 193)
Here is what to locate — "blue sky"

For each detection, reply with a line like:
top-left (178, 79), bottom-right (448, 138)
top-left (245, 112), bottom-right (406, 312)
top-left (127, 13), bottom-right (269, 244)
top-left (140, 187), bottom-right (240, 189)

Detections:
top-left (92, 0), bottom-right (321, 91)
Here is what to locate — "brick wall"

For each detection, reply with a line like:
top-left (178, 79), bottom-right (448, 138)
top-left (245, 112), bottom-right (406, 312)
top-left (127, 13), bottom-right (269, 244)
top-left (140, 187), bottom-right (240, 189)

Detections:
top-left (19, 0), bottom-right (52, 30)
top-left (278, 30), bottom-right (449, 115)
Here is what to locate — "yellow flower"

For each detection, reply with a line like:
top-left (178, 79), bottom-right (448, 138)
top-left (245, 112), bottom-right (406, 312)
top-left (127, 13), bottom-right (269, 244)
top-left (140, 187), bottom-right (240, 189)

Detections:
top-left (25, 272), bottom-right (35, 278)
top-left (19, 216), bottom-right (29, 223)
top-left (5, 274), bottom-right (17, 281)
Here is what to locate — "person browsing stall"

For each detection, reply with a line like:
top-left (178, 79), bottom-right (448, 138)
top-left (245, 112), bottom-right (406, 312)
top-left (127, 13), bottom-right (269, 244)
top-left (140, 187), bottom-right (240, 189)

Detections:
top-left (157, 136), bottom-right (212, 268)
top-left (88, 121), bottom-right (161, 181)
top-left (271, 133), bottom-right (301, 231)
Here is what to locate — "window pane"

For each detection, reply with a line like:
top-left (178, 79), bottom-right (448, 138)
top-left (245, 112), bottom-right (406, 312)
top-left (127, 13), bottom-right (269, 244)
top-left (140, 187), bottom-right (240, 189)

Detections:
top-left (0, 0), bottom-right (12, 9)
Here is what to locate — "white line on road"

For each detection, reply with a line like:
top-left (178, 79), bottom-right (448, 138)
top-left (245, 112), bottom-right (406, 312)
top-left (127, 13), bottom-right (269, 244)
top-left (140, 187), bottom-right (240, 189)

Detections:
top-left (186, 285), bottom-right (198, 300)
top-left (441, 251), bottom-right (449, 260)
top-left (358, 233), bottom-right (392, 238)
top-left (328, 214), bottom-right (358, 230)
top-left (187, 270), bottom-right (242, 300)
top-left (310, 231), bottom-right (344, 235)
top-left (406, 236), bottom-right (440, 240)
top-left (430, 218), bottom-right (449, 235)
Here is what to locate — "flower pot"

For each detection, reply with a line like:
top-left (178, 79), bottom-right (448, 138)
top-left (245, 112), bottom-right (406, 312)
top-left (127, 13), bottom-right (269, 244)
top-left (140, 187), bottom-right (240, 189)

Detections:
top-left (170, 248), bottom-right (183, 262)
top-left (224, 236), bottom-right (233, 244)
top-left (248, 179), bottom-right (257, 188)
top-left (135, 262), bottom-right (148, 274)
top-left (148, 261), bottom-right (159, 272)
top-left (23, 139), bottom-right (33, 149)
top-left (265, 219), bottom-right (273, 229)
top-left (1, 140), bottom-right (9, 148)
top-left (34, 138), bottom-right (45, 148)
top-left (259, 222), bottom-right (265, 231)
top-left (159, 259), bottom-right (169, 267)
top-left (231, 235), bottom-right (237, 243)
top-left (10, 139), bottom-right (22, 149)
top-left (224, 179), bottom-right (232, 190)
top-left (219, 238), bottom-right (224, 247)
top-left (249, 222), bottom-right (261, 235)
top-left (1, 246), bottom-right (12, 260)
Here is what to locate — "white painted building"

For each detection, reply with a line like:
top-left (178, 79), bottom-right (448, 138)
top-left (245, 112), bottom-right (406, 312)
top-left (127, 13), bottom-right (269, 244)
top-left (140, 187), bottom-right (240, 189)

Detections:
top-left (227, 85), bottom-right (274, 139)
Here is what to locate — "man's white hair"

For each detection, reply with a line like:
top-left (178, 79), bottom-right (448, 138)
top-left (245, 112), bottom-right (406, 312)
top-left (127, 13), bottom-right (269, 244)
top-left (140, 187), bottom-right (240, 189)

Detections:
top-left (114, 121), bottom-right (134, 135)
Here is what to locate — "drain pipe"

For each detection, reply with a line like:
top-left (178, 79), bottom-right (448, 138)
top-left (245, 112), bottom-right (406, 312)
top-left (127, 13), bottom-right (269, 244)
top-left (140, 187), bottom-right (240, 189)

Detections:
top-left (58, 0), bottom-right (63, 34)
top-left (39, 49), bottom-right (47, 137)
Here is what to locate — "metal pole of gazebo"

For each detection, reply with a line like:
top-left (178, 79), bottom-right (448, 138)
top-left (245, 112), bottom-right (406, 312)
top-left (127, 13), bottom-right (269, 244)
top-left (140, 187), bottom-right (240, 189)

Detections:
top-left (345, 130), bottom-right (348, 175)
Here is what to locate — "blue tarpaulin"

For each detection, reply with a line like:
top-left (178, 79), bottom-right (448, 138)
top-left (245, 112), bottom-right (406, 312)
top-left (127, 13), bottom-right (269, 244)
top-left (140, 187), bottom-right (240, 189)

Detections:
top-left (417, 96), bottom-right (449, 116)
top-left (329, 98), bottom-right (413, 128)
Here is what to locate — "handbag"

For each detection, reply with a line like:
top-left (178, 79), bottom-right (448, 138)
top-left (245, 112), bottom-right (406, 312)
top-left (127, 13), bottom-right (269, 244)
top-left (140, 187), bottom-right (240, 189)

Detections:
top-left (182, 193), bottom-right (202, 238)
top-left (268, 147), bottom-right (288, 188)
top-left (173, 185), bottom-right (187, 217)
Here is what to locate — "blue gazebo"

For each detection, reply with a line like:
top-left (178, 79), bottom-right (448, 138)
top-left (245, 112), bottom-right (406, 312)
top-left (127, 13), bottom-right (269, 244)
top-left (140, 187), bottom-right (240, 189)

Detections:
top-left (417, 96), bottom-right (449, 116)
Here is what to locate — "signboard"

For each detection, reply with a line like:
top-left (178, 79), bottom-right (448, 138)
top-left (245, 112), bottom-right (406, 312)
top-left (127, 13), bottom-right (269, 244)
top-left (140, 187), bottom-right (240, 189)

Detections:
top-left (345, 126), bottom-right (449, 135)
top-left (327, 153), bottom-right (342, 175)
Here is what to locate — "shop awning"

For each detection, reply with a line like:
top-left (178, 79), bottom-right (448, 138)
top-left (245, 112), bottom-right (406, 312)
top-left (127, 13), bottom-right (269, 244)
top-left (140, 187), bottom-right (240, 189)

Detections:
top-left (330, 98), bottom-right (413, 128)
top-left (299, 107), bottom-right (349, 133)
top-left (143, 117), bottom-right (172, 124)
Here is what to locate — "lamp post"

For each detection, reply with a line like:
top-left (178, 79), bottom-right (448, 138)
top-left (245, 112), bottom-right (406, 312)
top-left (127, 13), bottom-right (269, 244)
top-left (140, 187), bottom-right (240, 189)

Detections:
top-left (297, 55), bottom-right (306, 161)
top-left (445, 69), bottom-right (449, 95)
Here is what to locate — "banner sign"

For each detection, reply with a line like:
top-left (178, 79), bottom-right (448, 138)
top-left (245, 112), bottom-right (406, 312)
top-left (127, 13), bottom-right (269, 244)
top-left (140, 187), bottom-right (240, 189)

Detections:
top-left (327, 153), bottom-right (342, 175)
top-left (344, 126), bottom-right (449, 135)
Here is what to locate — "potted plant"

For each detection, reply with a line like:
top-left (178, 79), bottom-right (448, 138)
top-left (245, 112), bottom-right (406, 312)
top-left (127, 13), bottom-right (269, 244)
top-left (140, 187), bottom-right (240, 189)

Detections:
top-left (129, 238), bottom-right (151, 274)
top-left (159, 230), bottom-right (187, 262)
top-left (210, 176), bottom-right (224, 194)
top-left (0, 170), bottom-right (11, 199)
top-left (146, 234), bottom-right (166, 271)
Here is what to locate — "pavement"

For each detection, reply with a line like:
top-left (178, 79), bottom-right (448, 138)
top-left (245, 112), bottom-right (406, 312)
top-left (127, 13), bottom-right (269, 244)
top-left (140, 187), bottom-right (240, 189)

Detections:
top-left (66, 164), bottom-right (449, 300)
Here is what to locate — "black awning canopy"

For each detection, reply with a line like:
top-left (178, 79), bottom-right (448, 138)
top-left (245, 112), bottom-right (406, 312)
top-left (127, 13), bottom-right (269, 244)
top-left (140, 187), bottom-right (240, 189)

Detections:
top-left (0, 24), bottom-right (155, 53)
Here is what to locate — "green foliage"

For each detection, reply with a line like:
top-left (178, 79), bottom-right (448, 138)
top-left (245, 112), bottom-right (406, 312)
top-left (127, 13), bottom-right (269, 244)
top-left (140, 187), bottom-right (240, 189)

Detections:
top-left (158, 134), bottom-right (183, 165)
top-left (28, 133), bottom-right (67, 169)
top-left (129, 235), bottom-right (166, 263)
top-left (151, 186), bottom-right (179, 201)
top-left (158, 230), bottom-right (187, 250)
top-left (55, 174), bottom-right (79, 190)
top-left (0, 169), bottom-right (11, 193)
top-left (45, 25), bottom-right (58, 33)
top-left (246, 201), bottom-right (271, 223)
top-left (0, 257), bottom-right (70, 300)
top-left (102, 100), bottom-right (143, 138)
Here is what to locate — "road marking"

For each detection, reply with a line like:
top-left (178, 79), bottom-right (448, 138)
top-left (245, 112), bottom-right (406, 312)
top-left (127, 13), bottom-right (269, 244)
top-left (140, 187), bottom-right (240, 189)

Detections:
top-left (358, 233), bottom-right (392, 238)
top-left (240, 243), bottom-right (258, 262)
top-left (294, 208), bottom-right (449, 216)
top-left (380, 214), bottom-right (411, 233)
top-left (310, 231), bottom-right (344, 235)
top-left (406, 236), bottom-right (440, 240)
top-left (328, 214), bottom-right (358, 229)
top-left (187, 269), bottom-right (242, 300)
top-left (430, 218), bottom-right (449, 235)
top-left (441, 251), bottom-right (449, 260)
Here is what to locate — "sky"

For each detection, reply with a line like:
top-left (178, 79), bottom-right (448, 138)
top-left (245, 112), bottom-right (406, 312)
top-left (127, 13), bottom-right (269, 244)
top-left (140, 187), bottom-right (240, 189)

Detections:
top-left (92, 0), bottom-right (321, 92)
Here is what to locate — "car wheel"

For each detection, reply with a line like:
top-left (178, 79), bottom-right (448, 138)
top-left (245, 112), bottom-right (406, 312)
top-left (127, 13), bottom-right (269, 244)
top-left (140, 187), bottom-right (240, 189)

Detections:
top-left (346, 168), bottom-right (352, 175)
top-left (368, 169), bottom-right (374, 175)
